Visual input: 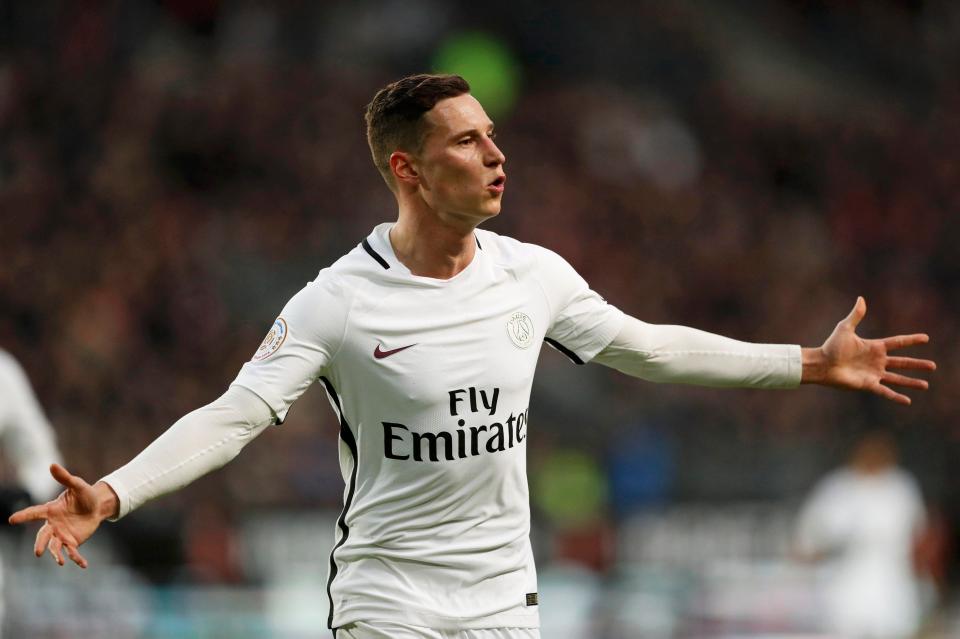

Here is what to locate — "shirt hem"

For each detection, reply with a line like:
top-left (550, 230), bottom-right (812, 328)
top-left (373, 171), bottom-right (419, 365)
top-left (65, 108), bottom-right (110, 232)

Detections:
top-left (97, 473), bottom-right (130, 521)
top-left (331, 606), bottom-right (540, 630)
top-left (229, 381), bottom-right (287, 423)
top-left (576, 307), bottom-right (626, 364)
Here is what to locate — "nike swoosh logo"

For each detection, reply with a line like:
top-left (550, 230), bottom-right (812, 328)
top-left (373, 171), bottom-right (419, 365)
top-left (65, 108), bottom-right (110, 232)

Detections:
top-left (374, 343), bottom-right (417, 359)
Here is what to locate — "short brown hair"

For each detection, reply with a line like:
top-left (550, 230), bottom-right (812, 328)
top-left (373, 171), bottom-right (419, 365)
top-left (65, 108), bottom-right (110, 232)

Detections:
top-left (364, 74), bottom-right (471, 188)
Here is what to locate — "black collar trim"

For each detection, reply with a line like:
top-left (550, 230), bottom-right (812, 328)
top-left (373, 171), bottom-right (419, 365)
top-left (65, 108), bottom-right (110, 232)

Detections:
top-left (362, 239), bottom-right (390, 270)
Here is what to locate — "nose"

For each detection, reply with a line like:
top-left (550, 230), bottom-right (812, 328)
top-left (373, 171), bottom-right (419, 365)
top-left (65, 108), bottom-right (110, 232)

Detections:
top-left (484, 137), bottom-right (506, 167)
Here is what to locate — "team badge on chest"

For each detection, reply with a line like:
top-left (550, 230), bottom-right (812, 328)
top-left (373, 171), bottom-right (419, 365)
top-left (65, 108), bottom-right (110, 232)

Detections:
top-left (506, 311), bottom-right (534, 349)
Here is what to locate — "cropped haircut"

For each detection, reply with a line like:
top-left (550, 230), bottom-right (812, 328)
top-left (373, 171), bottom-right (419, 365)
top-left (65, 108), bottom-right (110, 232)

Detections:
top-left (364, 74), bottom-right (471, 189)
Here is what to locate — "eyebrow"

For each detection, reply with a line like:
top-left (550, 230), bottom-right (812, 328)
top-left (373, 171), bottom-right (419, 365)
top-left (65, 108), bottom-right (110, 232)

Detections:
top-left (448, 123), bottom-right (495, 142)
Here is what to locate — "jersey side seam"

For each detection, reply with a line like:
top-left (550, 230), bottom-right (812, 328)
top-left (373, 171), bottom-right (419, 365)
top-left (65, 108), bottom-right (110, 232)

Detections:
top-left (544, 337), bottom-right (585, 365)
top-left (320, 376), bottom-right (360, 630)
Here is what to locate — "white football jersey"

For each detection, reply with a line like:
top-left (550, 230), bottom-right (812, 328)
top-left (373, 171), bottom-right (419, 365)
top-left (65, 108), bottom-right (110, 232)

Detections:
top-left (796, 468), bottom-right (926, 638)
top-left (232, 223), bottom-right (624, 630)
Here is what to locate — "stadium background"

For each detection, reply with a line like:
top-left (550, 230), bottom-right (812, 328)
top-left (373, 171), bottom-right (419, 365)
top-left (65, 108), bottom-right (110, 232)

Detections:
top-left (0, 1), bottom-right (957, 637)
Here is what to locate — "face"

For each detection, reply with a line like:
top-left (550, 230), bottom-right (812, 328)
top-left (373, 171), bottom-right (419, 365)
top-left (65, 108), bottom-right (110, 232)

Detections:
top-left (406, 93), bottom-right (507, 225)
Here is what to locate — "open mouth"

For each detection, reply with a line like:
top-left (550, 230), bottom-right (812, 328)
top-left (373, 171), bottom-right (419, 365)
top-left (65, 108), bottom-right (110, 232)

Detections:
top-left (488, 175), bottom-right (506, 192)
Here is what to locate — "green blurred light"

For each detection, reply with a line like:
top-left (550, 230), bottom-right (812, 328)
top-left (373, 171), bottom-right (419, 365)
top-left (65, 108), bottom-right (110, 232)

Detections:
top-left (432, 32), bottom-right (520, 118)
top-left (533, 450), bottom-right (608, 528)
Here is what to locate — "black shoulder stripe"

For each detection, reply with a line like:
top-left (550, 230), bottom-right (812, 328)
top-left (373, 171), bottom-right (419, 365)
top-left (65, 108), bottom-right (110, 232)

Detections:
top-left (475, 235), bottom-right (482, 249)
top-left (319, 376), bottom-right (359, 629)
top-left (544, 337), bottom-right (585, 365)
top-left (361, 239), bottom-right (390, 270)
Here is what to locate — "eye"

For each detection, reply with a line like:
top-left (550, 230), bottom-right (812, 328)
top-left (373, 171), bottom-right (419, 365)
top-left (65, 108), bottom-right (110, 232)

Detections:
top-left (488, 132), bottom-right (497, 141)
top-left (458, 138), bottom-right (473, 146)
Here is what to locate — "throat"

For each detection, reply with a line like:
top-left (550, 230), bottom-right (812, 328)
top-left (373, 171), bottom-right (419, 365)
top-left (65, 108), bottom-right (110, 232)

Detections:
top-left (389, 223), bottom-right (478, 279)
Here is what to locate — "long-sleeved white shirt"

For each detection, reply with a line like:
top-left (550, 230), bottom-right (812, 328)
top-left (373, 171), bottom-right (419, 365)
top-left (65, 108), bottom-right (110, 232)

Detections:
top-left (101, 225), bottom-right (801, 629)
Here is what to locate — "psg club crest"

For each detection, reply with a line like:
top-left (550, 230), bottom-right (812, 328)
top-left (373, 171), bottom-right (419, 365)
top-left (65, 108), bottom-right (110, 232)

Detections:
top-left (507, 311), bottom-right (534, 349)
top-left (253, 317), bottom-right (288, 361)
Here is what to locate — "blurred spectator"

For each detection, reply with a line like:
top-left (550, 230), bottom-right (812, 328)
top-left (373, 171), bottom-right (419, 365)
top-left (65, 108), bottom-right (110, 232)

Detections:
top-left (0, 349), bottom-right (63, 512)
top-left (795, 431), bottom-right (929, 639)
top-left (0, 349), bottom-right (64, 635)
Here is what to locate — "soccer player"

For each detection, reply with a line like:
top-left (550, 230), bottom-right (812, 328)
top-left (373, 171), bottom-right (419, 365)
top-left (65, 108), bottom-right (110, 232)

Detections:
top-left (795, 432), bottom-right (928, 638)
top-left (0, 349), bottom-right (63, 515)
top-left (9, 75), bottom-right (935, 639)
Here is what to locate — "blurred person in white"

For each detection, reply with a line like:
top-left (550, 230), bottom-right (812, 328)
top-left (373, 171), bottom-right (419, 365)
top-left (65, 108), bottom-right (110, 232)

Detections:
top-left (0, 349), bottom-right (64, 634)
top-left (796, 431), bottom-right (928, 639)
top-left (8, 74), bottom-right (936, 639)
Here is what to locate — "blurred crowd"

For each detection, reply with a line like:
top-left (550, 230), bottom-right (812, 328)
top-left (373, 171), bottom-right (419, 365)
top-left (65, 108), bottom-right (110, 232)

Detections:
top-left (1, 0), bottom-right (957, 593)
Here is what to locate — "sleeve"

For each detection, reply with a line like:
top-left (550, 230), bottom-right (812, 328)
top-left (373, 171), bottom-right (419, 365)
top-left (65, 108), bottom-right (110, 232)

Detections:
top-left (593, 315), bottom-right (802, 388)
top-left (230, 273), bottom-right (350, 422)
top-left (99, 385), bottom-right (274, 520)
top-left (533, 247), bottom-right (625, 364)
top-left (0, 353), bottom-right (63, 501)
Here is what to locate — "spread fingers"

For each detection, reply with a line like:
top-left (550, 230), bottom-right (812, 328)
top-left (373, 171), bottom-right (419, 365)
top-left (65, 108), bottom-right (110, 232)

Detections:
top-left (34, 524), bottom-right (53, 558)
top-left (882, 372), bottom-right (929, 390)
top-left (48, 537), bottom-right (64, 566)
top-left (886, 356), bottom-right (936, 371)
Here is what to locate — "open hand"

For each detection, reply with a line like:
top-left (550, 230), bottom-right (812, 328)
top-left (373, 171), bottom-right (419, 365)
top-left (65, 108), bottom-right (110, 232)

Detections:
top-left (803, 297), bottom-right (936, 405)
top-left (8, 464), bottom-right (118, 568)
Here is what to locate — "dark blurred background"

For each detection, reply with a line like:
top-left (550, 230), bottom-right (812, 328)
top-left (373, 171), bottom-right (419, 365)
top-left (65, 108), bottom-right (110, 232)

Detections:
top-left (0, 1), bottom-right (957, 637)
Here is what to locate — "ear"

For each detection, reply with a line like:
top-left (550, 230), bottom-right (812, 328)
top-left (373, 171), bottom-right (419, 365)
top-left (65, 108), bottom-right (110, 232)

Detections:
top-left (389, 151), bottom-right (419, 187)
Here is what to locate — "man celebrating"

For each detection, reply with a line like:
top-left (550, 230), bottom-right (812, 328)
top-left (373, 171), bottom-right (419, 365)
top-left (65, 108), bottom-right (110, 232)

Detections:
top-left (9, 74), bottom-right (935, 639)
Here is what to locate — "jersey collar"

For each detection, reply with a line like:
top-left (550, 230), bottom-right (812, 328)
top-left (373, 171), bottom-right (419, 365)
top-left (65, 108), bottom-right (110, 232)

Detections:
top-left (365, 223), bottom-right (484, 285)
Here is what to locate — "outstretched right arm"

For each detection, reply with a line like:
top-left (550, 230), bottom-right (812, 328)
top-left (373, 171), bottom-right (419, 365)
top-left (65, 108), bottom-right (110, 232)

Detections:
top-left (8, 273), bottom-right (350, 568)
top-left (8, 385), bottom-right (275, 567)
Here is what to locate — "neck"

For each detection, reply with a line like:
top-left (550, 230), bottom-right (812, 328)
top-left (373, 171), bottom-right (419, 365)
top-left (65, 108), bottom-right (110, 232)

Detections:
top-left (390, 200), bottom-right (478, 279)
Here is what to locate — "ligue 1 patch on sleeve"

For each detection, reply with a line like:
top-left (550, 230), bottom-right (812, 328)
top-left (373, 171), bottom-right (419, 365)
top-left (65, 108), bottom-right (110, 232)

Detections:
top-left (525, 592), bottom-right (538, 606)
top-left (252, 317), bottom-right (288, 361)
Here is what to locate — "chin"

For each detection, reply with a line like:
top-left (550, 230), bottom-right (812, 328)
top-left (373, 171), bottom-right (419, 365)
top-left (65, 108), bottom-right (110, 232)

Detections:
top-left (485, 199), bottom-right (503, 217)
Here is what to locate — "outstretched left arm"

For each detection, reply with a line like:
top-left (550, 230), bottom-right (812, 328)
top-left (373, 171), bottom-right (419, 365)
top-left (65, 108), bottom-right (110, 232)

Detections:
top-left (593, 296), bottom-right (935, 405)
top-left (800, 296), bottom-right (935, 405)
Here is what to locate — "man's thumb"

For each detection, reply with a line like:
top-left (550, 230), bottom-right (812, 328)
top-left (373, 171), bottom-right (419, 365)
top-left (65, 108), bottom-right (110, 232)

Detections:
top-left (50, 464), bottom-right (87, 492)
top-left (843, 296), bottom-right (867, 329)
